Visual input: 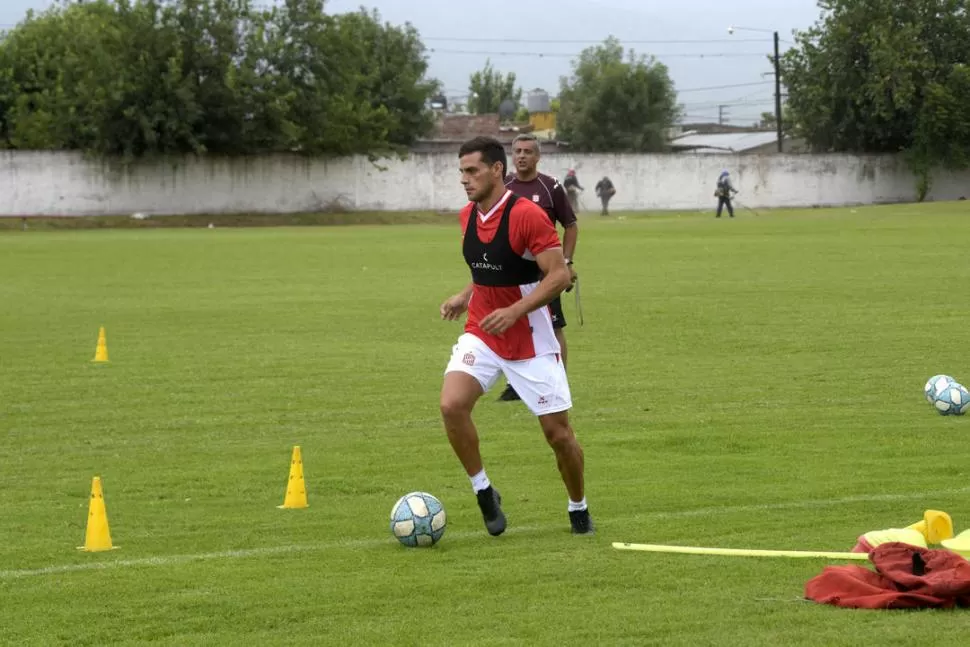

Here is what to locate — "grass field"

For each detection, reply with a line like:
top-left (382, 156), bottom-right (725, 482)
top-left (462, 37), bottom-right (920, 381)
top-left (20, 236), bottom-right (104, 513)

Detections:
top-left (2, 203), bottom-right (970, 646)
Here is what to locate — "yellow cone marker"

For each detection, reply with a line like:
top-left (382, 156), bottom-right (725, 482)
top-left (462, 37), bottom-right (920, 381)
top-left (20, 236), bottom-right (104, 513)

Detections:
top-left (906, 509), bottom-right (954, 544)
top-left (92, 327), bottom-right (109, 363)
top-left (278, 446), bottom-right (309, 509)
top-left (78, 476), bottom-right (118, 552)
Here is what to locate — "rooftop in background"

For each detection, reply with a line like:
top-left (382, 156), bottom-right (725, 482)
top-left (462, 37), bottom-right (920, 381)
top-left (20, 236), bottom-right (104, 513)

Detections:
top-left (670, 130), bottom-right (801, 154)
top-left (676, 123), bottom-right (767, 135)
top-left (412, 113), bottom-right (567, 153)
top-left (432, 114), bottom-right (532, 141)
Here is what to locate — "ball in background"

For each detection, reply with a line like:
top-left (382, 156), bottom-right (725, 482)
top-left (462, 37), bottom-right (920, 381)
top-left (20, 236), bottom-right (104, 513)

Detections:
top-left (390, 491), bottom-right (447, 547)
top-left (933, 382), bottom-right (970, 416)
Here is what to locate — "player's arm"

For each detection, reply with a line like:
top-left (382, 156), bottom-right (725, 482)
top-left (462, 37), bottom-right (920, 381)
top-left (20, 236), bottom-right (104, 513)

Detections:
top-left (507, 249), bottom-right (571, 319)
top-left (481, 249), bottom-right (570, 336)
top-left (551, 181), bottom-right (579, 263)
top-left (562, 223), bottom-right (578, 265)
top-left (479, 208), bottom-right (571, 335)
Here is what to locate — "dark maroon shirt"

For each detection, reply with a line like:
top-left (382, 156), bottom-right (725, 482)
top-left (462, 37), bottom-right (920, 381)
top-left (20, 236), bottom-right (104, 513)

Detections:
top-left (504, 172), bottom-right (577, 229)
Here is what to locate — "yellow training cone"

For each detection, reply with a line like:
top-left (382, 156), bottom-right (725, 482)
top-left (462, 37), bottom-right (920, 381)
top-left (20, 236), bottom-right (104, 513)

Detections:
top-left (278, 446), bottom-right (309, 509)
top-left (92, 326), bottom-right (109, 363)
top-left (906, 509), bottom-right (954, 544)
top-left (78, 476), bottom-right (118, 552)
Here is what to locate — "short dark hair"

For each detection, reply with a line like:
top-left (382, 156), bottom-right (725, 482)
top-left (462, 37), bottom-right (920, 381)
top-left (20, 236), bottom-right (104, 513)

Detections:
top-left (458, 136), bottom-right (507, 177)
top-left (512, 133), bottom-right (541, 154)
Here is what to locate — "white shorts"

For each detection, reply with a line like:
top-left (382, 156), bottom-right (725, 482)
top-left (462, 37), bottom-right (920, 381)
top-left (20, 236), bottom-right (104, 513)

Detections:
top-left (444, 333), bottom-right (572, 416)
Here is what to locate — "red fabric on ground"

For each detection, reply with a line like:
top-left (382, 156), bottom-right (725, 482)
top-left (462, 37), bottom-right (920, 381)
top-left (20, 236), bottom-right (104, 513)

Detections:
top-left (805, 543), bottom-right (970, 609)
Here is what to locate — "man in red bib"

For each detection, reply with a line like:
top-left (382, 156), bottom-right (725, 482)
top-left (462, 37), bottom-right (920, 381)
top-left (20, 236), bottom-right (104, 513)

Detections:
top-left (439, 136), bottom-right (593, 536)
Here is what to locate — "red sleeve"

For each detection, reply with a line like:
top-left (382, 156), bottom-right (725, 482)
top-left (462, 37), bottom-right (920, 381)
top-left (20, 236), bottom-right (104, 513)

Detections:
top-left (509, 199), bottom-right (562, 258)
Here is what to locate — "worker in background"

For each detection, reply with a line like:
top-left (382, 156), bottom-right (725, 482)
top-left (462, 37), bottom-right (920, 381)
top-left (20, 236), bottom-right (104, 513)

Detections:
top-left (563, 169), bottom-right (583, 213)
top-left (594, 176), bottom-right (615, 216)
top-left (714, 170), bottom-right (738, 218)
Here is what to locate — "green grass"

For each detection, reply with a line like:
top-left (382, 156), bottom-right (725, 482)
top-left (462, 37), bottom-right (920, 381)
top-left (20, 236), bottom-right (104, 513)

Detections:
top-left (2, 203), bottom-right (970, 646)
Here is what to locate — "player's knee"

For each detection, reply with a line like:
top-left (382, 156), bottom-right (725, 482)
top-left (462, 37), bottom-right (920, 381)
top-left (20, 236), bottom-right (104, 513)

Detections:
top-left (439, 395), bottom-right (472, 422)
top-left (540, 416), bottom-right (575, 449)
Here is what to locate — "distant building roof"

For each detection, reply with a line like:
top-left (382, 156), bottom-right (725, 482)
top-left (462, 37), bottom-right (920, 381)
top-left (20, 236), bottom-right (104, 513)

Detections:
top-left (676, 123), bottom-right (764, 135)
top-left (427, 113), bottom-right (533, 143)
top-left (670, 131), bottom-right (784, 153)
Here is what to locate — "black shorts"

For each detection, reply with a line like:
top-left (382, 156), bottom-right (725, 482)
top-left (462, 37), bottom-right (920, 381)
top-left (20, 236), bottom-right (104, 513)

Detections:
top-left (549, 295), bottom-right (566, 329)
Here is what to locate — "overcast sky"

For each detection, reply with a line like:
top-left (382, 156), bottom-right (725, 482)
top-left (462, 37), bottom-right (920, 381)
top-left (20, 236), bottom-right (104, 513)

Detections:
top-left (2, 0), bottom-right (824, 125)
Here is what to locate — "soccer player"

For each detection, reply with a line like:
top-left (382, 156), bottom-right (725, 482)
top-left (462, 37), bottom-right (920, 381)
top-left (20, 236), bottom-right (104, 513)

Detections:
top-left (439, 135), bottom-right (594, 536)
top-left (496, 133), bottom-right (579, 403)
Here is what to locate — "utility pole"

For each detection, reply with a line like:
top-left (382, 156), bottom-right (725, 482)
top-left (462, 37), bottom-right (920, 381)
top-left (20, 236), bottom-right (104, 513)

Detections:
top-left (718, 105), bottom-right (728, 125)
top-left (773, 31), bottom-right (782, 153)
top-left (729, 26), bottom-right (784, 153)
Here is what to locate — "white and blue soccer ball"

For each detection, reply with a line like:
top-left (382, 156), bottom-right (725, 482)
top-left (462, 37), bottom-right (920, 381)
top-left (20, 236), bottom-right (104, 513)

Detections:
top-left (925, 374), bottom-right (958, 404)
top-left (389, 491), bottom-right (447, 547)
top-left (932, 381), bottom-right (970, 416)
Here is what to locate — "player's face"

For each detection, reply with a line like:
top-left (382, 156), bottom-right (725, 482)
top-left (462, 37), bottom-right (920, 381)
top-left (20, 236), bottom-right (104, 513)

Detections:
top-left (459, 153), bottom-right (501, 202)
top-left (513, 140), bottom-right (539, 174)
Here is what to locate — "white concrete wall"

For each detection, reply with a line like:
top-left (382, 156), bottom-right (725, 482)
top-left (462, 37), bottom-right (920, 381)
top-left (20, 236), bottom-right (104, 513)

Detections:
top-left (0, 150), bottom-right (967, 217)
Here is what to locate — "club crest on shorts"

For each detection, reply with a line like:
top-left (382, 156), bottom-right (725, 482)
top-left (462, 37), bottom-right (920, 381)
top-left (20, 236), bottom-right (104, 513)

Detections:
top-left (462, 352), bottom-right (475, 366)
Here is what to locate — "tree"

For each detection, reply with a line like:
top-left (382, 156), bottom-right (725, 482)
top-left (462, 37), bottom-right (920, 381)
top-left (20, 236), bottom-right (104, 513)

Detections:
top-left (780, 0), bottom-right (970, 198)
top-left (556, 37), bottom-right (679, 152)
top-left (756, 107), bottom-right (793, 132)
top-left (0, 0), bottom-right (441, 158)
top-left (0, 0), bottom-right (201, 157)
top-left (329, 9), bottom-right (441, 150)
top-left (467, 59), bottom-right (521, 114)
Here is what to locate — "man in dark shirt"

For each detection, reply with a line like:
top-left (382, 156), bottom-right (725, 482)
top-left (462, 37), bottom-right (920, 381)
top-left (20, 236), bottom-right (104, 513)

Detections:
top-left (498, 133), bottom-right (579, 402)
top-left (595, 176), bottom-right (616, 216)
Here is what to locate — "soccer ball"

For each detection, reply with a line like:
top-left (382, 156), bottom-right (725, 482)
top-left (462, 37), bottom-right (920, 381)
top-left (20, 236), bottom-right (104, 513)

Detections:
top-left (933, 382), bottom-right (970, 416)
top-left (389, 491), bottom-right (447, 547)
top-left (925, 374), bottom-right (958, 404)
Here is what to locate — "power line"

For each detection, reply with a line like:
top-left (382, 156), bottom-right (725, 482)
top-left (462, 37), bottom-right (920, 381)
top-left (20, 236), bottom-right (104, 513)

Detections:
top-left (681, 98), bottom-right (775, 109)
top-left (677, 81), bottom-right (773, 93)
top-left (427, 48), bottom-right (772, 59)
top-left (424, 36), bottom-right (772, 45)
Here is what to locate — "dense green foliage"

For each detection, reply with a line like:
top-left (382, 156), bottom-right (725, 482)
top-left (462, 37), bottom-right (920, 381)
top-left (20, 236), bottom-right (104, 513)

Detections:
top-left (556, 37), bottom-right (680, 152)
top-left (781, 0), bottom-right (970, 197)
top-left (0, 0), bottom-right (441, 159)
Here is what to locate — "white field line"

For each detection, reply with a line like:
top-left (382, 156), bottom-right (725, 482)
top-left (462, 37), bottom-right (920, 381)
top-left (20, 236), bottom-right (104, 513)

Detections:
top-left (0, 526), bottom-right (543, 580)
top-left (3, 486), bottom-right (968, 580)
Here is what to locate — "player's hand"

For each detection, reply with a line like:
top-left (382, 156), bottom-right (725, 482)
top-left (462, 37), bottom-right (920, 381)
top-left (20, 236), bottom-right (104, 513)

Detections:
top-left (564, 265), bottom-right (578, 293)
top-left (440, 294), bottom-right (468, 321)
top-left (480, 306), bottom-right (520, 335)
